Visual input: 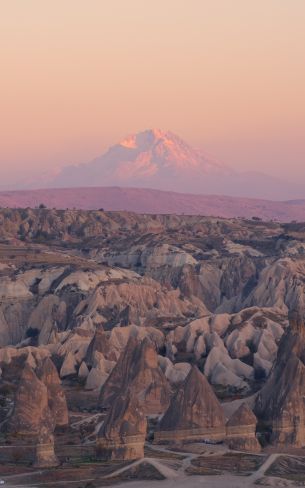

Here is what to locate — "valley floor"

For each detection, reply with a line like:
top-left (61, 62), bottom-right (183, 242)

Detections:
top-left (2, 444), bottom-right (304, 488)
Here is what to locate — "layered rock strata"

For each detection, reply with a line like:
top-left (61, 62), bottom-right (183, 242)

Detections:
top-left (226, 403), bottom-right (261, 452)
top-left (8, 364), bottom-right (53, 438)
top-left (7, 359), bottom-right (67, 466)
top-left (255, 305), bottom-right (305, 447)
top-left (34, 428), bottom-right (59, 468)
top-left (99, 337), bottom-right (171, 415)
top-left (37, 357), bottom-right (69, 428)
top-left (96, 392), bottom-right (146, 460)
top-left (154, 366), bottom-right (226, 444)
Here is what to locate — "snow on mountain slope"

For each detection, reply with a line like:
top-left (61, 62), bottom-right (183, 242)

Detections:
top-left (49, 129), bottom-right (304, 200)
top-left (51, 129), bottom-right (232, 190)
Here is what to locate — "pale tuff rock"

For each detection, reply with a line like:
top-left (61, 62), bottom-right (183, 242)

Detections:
top-left (158, 356), bottom-right (191, 386)
top-left (56, 331), bottom-right (92, 362)
top-left (204, 342), bottom-right (254, 390)
top-left (55, 269), bottom-right (135, 293)
top-left (75, 278), bottom-right (205, 329)
top-left (60, 351), bottom-right (78, 378)
top-left (85, 324), bottom-right (164, 364)
top-left (37, 267), bottom-right (66, 295)
top-left (155, 366), bottom-right (226, 444)
top-left (27, 295), bottom-right (64, 345)
top-left (226, 403), bottom-right (261, 452)
top-left (0, 276), bottom-right (33, 300)
top-left (103, 243), bottom-right (197, 269)
top-left (78, 361), bottom-right (89, 379)
top-left (165, 307), bottom-right (285, 386)
top-left (242, 258), bottom-right (305, 313)
top-left (85, 351), bottom-right (115, 390)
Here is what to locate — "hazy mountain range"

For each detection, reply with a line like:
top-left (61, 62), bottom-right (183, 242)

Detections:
top-left (1, 186), bottom-right (305, 221)
top-left (15, 129), bottom-right (305, 201)
top-left (1, 129), bottom-right (305, 221)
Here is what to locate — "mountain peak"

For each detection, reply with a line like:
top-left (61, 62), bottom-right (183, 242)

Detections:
top-left (51, 129), bottom-right (233, 192)
top-left (119, 129), bottom-right (183, 150)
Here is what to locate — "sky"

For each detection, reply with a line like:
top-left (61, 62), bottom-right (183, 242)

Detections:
top-left (1, 0), bottom-right (305, 187)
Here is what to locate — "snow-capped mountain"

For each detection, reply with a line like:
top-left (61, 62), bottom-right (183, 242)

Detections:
top-left (35, 129), bottom-right (305, 200)
top-left (51, 129), bottom-right (234, 193)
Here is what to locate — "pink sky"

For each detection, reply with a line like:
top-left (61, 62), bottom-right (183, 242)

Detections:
top-left (1, 0), bottom-right (305, 186)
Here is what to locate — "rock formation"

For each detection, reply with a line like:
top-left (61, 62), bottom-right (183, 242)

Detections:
top-left (255, 305), bottom-right (305, 447)
top-left (37, 357), bottom-right (69, 428)
top-left (96, 392), bottom-right (147, 460)
top-left (226, 403), bottom-right (261, 452)
top-left (8, 364), bottom-right (54, 438)
top-left (154, 366), bottom-right (226, 444)
top-left (85, 328), bottom-right (109, 365)
top-left (99, 337), bottom-right (171, 415)
top-left (34, 427), bottom-right (59, 468)
top-left (4, 208), bottom-right (305, 460)
top-left (6, 361), bottom-right (66, 467)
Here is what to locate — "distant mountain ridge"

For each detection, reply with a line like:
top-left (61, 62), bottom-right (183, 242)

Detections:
top-left (1, 186), bottom-right (305, 222)
top-left (48, 129), bottom-right (304, 200)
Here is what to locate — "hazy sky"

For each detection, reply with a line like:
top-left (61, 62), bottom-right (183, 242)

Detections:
top-left (1, 0), bottom-right (305, 186)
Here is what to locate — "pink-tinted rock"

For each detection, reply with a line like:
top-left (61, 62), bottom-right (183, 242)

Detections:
top-left (96, 392), bottom-right (146, 460)
top-left (226, 403), bottom-right (261, 452)
top-left (155, 366), bottom-right (225, 444)
top-left (99, 337), bottom-right (170, 415)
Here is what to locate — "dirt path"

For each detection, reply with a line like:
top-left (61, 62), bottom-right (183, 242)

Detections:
top-left (1, 448), bottom-right (293, 488)
top-left (103, 457), bottom-right (179, 480)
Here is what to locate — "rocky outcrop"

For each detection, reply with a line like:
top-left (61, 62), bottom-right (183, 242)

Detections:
top-left (99, 337), bottom-right (171, 415)
top-left (96, 392), bottom-right (146, 460)
top-left (37, 357), bottom-right (69, 428)
top-left (226, 403), bottom-right (261, 452)
top-left (34, 427), bottom-right (59, 468)
top-left (85, 351), bottom-right (115, 390)
top-left (154, 366), bottom-right (225, 444)
top-left (6, 360), bottom-right (66, 466)
top-left (255, 305), bottom-right (305, 447)
top-left (8, 364), bottom-right (54, 438)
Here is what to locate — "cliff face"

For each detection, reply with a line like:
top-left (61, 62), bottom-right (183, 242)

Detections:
top-left (255, 306), bottom-right (305, 447)
top-left (155, 366), bottom-right (226, 444)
